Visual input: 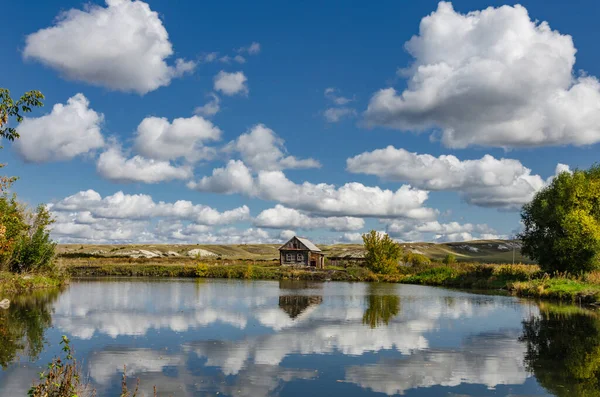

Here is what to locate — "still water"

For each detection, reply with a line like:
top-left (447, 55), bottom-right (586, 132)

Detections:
top-left (1, 278), bottom-right (598, 396)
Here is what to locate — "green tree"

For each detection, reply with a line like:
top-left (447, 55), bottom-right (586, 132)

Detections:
top-left (1, 88), bottom-right (44, 192)
top-left (519, 165), bottom-right (600, 273)
top-left (443, 253), bottom-right (456, 265)
top-left (362, 230), bottom-right (403, 274)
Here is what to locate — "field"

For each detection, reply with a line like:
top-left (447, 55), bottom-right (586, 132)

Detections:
top-left (56, 239), bottom-right (531, 263)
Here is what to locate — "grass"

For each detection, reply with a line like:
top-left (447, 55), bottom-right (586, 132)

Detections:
top-left (0, 271), bottom-right (66, 294)
top-left (57, 255), bottom-right (600, 305)
top-left (510, 274), bottom-right (600, 304)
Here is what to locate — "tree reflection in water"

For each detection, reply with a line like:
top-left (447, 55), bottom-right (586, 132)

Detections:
top-left (0, 289), bottom-right (61, 368)
top-left (521, 303), bottom-right (600, 396)
top-left (362, 283), bottom-right (400, 328)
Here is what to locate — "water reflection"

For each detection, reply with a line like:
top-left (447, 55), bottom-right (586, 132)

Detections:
top-left (362, 283), bottom-right (400, 328)
top-left (0, 289), bottom-right (60, 368)
top-left (521, 303), bottom-right (600, 396)
top-left (2, 279), bottom-right (597, 396)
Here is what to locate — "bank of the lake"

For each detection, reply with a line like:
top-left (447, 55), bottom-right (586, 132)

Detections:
top-left (0, 272), bottom-right (67, 295)
top-left (60, 257), bottom-right (600, 305)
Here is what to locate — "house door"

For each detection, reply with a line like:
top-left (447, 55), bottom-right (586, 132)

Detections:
top-left (310, 260), bottom-right (316, 267)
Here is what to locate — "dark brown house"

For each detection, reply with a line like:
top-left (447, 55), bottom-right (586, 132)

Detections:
top-left (279, 236), bottom-right (325, 268)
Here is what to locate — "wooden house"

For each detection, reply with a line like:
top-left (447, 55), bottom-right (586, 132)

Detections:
top-left (279, 236), bottom-right (325, 268)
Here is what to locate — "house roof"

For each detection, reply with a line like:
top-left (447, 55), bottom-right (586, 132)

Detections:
top-left (297, 237), bottom-right (322, 252)
top-left (278, 236), bottom-right (322, 252)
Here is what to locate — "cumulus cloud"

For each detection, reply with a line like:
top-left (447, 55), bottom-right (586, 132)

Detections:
top-left (50, 189), bottom-right (252, 243)
top-left (134, 115), bottom-right (221, 162)
top-left (194, 93), bottom-right (221, 117)
top-left (97, 145), bottom-right (192, 183)
top-left (187, 159), bottom-right (255, 194)
top-left (255, 205), bottom-right (365, 232)
top-left (23, 0), bottom-right (195, 94)
top-left (13, 94), bottom-right (104, 162)
top-left (214, 71), bottom-right (248, 96)
top-left (189, 161), bottom-right (436, 219)
top-left (364, 2), bottom-right (600, 148)
top-left (224, 124), bottom-right (321, 171)
top-left (347, 146), bottom-right (554, 209)
top-left (385, 219), bottom-right (502, 242)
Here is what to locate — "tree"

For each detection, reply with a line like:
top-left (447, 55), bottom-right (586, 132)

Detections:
top-left (443, 253), bottom-right (456, 265)
top-left (0, 88), bottom-right (44, 192)
top-left (520, 165), bottom-right (600, 273)
top-left (362, 230), bottom-right (403, 274)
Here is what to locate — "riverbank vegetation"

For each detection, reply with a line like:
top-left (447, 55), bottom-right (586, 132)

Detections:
top-left (0, 88), bottom-right (63, 294)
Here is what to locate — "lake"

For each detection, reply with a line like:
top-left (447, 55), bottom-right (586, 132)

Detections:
top-left (0, 278), bottom-right (598, 396)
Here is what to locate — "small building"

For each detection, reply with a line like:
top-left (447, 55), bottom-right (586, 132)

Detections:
top-left (279, 236), bottom-right (325, 268)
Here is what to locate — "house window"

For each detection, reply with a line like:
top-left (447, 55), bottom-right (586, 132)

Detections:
top-left (286, 253), bottom-right (293, 262)
top-left (297, 253), bottom-right (304, 261)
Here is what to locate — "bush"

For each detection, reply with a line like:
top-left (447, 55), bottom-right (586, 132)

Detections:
top-left (362, 230), bottom-right (403, 274)
top-left (195, 263), bottom-right (210, 277)
top-left (443, 254), bottom-right (456, 265)
top-left (1, 200), bottom-right (55, 273)
top-left (404, 252), bottom-right (431, 266)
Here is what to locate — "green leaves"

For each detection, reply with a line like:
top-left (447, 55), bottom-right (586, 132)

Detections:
top-left (0, 88), bottom-right (44, 141)
top-left (362, 230), bottom-right (403, 274)
top-left (520, 164), bottom-right (600, 273)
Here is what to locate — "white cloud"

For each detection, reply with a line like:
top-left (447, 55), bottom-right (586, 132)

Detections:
top-left (134, 115), bottom-right (221, 162)
top-left (187, 160), bottom-right (255, 194)
top-left (52, 189), bottom-right (249, 224)
top-left (324, 107), bottom-right (357, 123)
top-left (339, 232), bottom-right (363, 243)
top-left (347, 146), bottom-right (550, 209)
top-left (238, 42), bottom-right (261, 55)
top-left (97, 145), bottom-right (192, 183)
top-left (364, 2), bottom-right (600, 148)
top-left (23, 0), bottom-right (195, 94)
top-left (385, 219), bottom-right (501, 242)
top-left (255, 205), bottom-right (365, 231)
top-left (194, 93), bottom-right (221, 117)
top-left (278, 230), bottom-right (297, 241)
top-left (50, 190), bottom-right (251, 243)
top-left (13, 94), bottom-right (104, 163)
top-left (189, 161), bottom-right (436, 219)
top-left (324, 88), bottom-right (356, 122)
top-left (324, 87), bottom-right (354, 105)
top-left (214, 71), bottom-right (248, 96)
top-left (225, 124), bottom-right (320, 171)
top-left (234, 55), bottom-right (246, 64)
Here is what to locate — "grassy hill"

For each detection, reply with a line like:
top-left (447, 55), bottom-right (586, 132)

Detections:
top-left (57, 239), bottom-right (532, 264)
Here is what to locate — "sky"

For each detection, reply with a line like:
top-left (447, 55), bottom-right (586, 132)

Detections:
top-left (2, 0), bottom-right (600, 245)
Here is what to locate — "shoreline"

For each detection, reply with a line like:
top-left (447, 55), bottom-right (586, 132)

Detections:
top-left (61, 259), bottom-right (600, 306)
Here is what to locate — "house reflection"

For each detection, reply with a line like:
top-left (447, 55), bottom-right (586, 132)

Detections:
top-left (278, 280), bottom-right (323, 319)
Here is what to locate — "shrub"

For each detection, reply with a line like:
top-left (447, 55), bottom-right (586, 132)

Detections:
top-left (404, 252), bottom-right (431, 266)
top-left (195, 263), bottom-right (210, 277)
top-left (362, 230), bottom-right (403, 274)
top-left (443, 254), bottom-right (457, 265)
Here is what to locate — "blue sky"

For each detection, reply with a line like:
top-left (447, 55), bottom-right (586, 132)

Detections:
top-left (2, 0), bottom-right (600, 244)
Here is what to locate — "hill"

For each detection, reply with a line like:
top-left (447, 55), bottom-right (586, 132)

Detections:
top-left (57, 239), bottom-right (531, 264)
